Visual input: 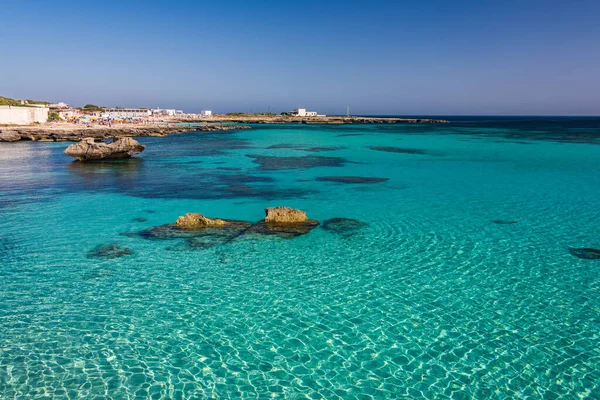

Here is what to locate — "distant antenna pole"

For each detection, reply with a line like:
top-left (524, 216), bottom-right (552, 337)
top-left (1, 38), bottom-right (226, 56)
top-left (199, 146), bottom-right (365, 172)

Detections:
top-left (346, 106), bottom-right (350, 117)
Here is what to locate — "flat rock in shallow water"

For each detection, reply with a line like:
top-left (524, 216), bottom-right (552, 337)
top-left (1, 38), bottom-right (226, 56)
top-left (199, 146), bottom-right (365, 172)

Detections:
top-left (140, 220), bottom-right (252, 240)
top-left (246, 220), bottom-right (319, 239)
top-left (316, 176), bottom-right (388, 184)
top-left (87, 243), bottom-right (133, 259)
top-left (321, 218), bottom-right (368, 237)
top-left (569, 247), bottom-right (600, 260)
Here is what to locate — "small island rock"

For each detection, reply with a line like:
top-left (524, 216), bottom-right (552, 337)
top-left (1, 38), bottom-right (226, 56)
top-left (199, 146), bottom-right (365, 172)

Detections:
top-left (175, 213), bottom-right (228, 229)
top-left (264, 206), bottom-right (308, 223)
top-left (64, 137), bottom-right (145, 161)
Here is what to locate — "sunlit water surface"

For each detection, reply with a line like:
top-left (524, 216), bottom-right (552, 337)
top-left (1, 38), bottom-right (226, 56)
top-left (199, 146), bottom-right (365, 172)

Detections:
top-left (1, 117), bottom-right (599, 399)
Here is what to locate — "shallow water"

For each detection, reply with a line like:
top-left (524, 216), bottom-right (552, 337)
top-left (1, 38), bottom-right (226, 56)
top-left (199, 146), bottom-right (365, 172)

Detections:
top-left (1, 117), bottom-right (600, 398)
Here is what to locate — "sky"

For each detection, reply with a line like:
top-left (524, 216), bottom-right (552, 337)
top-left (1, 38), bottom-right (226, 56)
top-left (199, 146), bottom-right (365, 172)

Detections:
top-left (1, 0), bottom-right (599, 115)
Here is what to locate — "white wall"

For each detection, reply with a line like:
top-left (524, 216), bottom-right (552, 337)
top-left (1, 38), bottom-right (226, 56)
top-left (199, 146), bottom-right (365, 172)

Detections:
top-left (0, 106), bottom-right (49, 124)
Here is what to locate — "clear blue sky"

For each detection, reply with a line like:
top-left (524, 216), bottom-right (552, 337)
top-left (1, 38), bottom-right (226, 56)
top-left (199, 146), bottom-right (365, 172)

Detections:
top-left (1, 0), bottom-right (599, 115)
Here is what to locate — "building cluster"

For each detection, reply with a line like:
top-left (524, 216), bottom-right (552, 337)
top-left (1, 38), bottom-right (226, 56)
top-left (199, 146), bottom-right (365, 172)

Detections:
top-left (289, 108), bottom-right (325, 117)
top-left (0, 100), bottom-right (213, 124)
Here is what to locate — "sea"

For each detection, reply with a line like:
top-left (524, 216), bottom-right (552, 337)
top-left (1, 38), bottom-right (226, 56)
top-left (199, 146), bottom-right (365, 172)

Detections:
top-left (1, 117), bottom-right (599, 399)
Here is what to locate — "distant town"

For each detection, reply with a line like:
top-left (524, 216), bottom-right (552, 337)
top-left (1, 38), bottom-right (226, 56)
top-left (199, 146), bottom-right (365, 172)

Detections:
top-left (0, 96), bottom-right (331, 125)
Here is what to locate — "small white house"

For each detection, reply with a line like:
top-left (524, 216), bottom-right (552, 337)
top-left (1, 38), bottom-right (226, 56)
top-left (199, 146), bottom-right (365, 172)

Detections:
top-left (200, 110), bottom-right (212, 116)
top-left (48, 102), bottom-right (70, 109)
top-left (290, 108), bottom-right (319, 117)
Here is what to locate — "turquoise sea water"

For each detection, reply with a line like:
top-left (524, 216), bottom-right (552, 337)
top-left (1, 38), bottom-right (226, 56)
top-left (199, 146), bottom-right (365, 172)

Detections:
top-left (1, 117), bottom-right (599, 399)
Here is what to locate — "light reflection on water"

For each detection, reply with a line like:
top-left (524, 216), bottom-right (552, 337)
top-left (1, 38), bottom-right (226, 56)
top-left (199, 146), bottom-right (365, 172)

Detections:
top-left (1, 119), bottom-right (600, 398)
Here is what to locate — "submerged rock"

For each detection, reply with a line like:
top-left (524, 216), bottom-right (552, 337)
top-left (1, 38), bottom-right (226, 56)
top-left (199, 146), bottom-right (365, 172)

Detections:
top-left (87, 243), bottom-right (133, 259)
top-left (132, 217), bottom-right (148, 222)
top-left (64, 137), bottom-right (146, 161)
top-left (175, 213), bottom-right (227, 229)
top-left (264, 206), bottom-right (308, 223)
top-left (247, 220), bottom-right (319, 239)
top-left (321, 218), bottom-right (368, 237)
top-left (316, 176), bottom-right (388, 184)
top-left (0, 130), bottom-right (21, 142)
top-left (367, 146), bottom-right (429, 155)
top-left (491, 220), bottom-right (518, 225)
top-left (569, 248), bottom-right (600, 260)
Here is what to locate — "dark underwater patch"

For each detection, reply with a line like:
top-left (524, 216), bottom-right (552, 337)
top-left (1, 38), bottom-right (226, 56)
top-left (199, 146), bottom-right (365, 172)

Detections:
top-left (267, 144), bottom-right (347, 152)
top-left (367, 146), bottom-right (429, 155)
top-left (217, 174), bottom-right (274, 184)
top-left (491, 220), bottom-right (518, 225)
top-left (316, 176), bottom-right (388, 184)
top-left (305, 146), bottom-right (347, 152)
top-left (216, 167), bottom-right (242, 171)
top-left (87, 243), bottom-right (133, 259)
top-left (321, 218), bottom-right (368, 237)
top-left (267, 144), bottom-right (306, 150)
top-left (132, 217), bottom-right (148, 222)
top-left (144, 210), bottom-right (156, 214)
top-left (247, 154), bottom-right (347, 170)
top-left (569, 248), bottom-right (600, 260)
top-left (337, 133), bottom-right (365, 137)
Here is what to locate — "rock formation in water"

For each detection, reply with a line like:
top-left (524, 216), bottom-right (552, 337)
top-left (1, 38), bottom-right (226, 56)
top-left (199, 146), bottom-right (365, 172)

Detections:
top-left (569, 247), bottom-right (600, 260)
top-left (0, 130), bottom-right (21, 142)
top-left (175, 213), bottom-right (228, 229)
top-left (264, 206), bottom-right (308, 223)
top-left (64, 137), bottom-right (146, 161)
top-left (248, 206), bottom-right (319, 238)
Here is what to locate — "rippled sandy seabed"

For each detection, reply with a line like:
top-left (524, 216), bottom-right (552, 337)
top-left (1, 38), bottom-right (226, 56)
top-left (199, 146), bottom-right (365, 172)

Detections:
top-left (1, 117), bottom-right (599, 399)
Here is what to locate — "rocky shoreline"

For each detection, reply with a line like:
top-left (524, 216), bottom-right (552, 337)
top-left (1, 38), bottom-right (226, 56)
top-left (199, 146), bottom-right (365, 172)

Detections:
top-left (174, 116), bottom-right (449, 124)
top-left (0, 124), bottom-right (251, 142)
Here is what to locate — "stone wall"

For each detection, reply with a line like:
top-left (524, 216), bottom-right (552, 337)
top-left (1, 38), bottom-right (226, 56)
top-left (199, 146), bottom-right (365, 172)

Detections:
top-left (0, 106), bottom-right (49, 124)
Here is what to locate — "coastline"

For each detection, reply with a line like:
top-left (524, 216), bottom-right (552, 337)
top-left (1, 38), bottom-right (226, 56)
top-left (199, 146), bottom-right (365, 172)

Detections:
top-left (174, 115), bottom-right (449, 124)
top-left (0, 115), bottom-right (447, 142)
top-left (0, 123), bottom-right (251, 142)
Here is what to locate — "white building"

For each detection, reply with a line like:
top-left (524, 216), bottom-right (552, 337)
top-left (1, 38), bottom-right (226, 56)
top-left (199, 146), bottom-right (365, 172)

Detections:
top-left (290, 108), bottom-right (320, 117)
top-left (58, 109), bottom-right (82, 119)
top-left (102, 108), bottom-right (151, 118)
top-left (151, 108), bottom-right (183, 117)
top-left (0, 105), bottom-right (49, 124)
top-left (200, 110), bottom-right (212, 116)
top-left (48, 102), bottom-right (69, 109)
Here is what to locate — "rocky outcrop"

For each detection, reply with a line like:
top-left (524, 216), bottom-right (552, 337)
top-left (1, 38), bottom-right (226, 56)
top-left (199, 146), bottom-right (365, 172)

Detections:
top-left (248, 206), bottom-right (319, 238)
top-left (175, 213), bottom-right (227, 229)
top-left (64, 137), bottom-right (146, 161)
top-left (0, 124), bottom-right (251, 142)
top-left (264, 206), bottom-right (308, 223)
top-left (130, 206), bottom-right (321, 248)
top-left (0, 130), bottom-right (21, 142)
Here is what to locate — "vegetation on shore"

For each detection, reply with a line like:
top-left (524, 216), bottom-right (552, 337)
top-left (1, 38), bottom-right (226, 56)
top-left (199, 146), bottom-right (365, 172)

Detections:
top-left (0, 96), bottom-right (49, 107)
